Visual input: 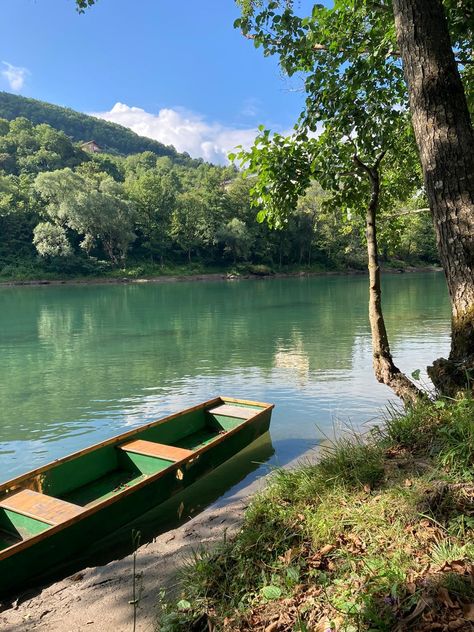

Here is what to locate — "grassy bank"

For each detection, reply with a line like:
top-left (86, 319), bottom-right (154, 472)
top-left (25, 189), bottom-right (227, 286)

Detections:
top-left (0, 260), bottom-right (334, 283)
top-left (0, 259), bottom-right (441, 285)
top-left (158, 399), bottom-right (474, 631)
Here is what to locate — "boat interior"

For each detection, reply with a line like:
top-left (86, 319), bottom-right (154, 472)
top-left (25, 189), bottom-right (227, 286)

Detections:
top-left (0, 400), bottom-right (264, 553)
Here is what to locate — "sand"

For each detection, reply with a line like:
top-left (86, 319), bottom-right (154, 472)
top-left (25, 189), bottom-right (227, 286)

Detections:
top-left (0, 447), bottom-right (319, 632)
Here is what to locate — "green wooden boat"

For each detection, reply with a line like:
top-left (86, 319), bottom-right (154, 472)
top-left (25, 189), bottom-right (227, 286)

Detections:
top-left (0, 396), bottom-right (273, 595)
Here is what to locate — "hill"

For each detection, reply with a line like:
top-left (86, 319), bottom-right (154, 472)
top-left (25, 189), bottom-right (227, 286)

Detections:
top-left (0, 91), bottom-right (198, 165)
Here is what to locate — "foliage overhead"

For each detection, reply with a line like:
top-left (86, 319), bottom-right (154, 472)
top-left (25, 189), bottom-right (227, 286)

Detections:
top-left (233, 1), bottom-right (430, 231)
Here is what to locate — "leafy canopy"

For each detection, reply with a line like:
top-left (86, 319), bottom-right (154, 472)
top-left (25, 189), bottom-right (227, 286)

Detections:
top-left (233, 0), bottom-right (425, 227)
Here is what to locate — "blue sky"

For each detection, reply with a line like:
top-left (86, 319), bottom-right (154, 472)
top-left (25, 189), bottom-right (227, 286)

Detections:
top-left (0, 0), bottom-right (314, 163)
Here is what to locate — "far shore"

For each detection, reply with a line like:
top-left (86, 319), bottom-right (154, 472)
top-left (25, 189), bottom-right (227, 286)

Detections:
top-left (0, 265), bottom-right (443, 289)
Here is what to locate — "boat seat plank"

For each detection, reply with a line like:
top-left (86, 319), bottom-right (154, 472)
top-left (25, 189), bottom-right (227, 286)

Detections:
top-left (208, 404), bottom-right (257, 420)
top-left (0, 489), bottom-right (83, 526)
top-left (118, 440), bottom-right (193, 462)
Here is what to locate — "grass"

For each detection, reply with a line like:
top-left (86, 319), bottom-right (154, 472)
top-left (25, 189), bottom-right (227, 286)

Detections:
top-left (0, 256), bottom-right (440, 283)
top-left (157, 398), bottom-right (474, 631)
top-left (0, 259), bottom-right (230, 282)
top-left (0, 260), bottom-right (324, 283)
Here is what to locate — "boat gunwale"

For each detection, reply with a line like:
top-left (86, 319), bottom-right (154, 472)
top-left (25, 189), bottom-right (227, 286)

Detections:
top-left (0, 396), bottom-right (221, 493)
top-left (0, 397), bottom-right (273, 562)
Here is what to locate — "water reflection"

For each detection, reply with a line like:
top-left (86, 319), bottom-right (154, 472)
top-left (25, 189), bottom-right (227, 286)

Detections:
top-left (274, 333), bottom-right (310, 385)
top-left (0, 272), bottom-right (450, 481)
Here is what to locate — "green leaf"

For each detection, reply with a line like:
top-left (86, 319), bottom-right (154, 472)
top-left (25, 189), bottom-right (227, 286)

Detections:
top-left (286, 566), bottom-right (300, 584)
top-left (176, 599), bottom-right (191, 611)
top-left (262, 585), bottom-right (282, 600)
top-left (434, 400), bottom-right (446, 409)
top-left (411, 369), bottom-right (421, 381)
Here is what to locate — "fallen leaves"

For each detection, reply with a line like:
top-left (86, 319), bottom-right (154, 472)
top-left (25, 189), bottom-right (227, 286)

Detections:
top-left (462, 603), bottom-right (474, 621)
top-left (319, 544), bottom-right (335, 556)
top-left (278, 546), bottom-right (301, 566)
top-left (437, 586), bottom-right (456, 608)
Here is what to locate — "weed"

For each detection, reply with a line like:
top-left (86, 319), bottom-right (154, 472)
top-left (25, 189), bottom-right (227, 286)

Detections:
top-left (436, 402), bottom-right (474, 478)
top-left (429, 539), bottom-right (474, 567)
top-left (317, 435), bottom-right (386, 489)
top-left (130, 529), bottom-right (142, 632)
top-left (439, 572), bottom-right (474, 602)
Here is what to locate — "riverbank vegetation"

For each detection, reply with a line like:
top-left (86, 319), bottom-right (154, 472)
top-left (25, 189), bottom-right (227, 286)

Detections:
top-left (0, 108), bottom-right (437, 282)
top-left (158, 398), bottom-right (474, 631)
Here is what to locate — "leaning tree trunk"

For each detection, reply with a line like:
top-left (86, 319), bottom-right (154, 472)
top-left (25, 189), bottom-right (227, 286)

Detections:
top-left (355, 155), bottom-right (424, 405)
top-left (392, 0), bottom-right (474, 395)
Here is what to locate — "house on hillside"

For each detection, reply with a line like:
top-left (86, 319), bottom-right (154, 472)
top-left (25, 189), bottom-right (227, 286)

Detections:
top-left (81, 140), bottom-right (103, 153)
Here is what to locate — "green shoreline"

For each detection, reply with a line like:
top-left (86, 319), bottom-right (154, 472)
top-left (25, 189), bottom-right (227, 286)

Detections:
top-left (159, 398), bottom-right (474, 632)
top-left (0, 264), bottom-right (442, 288)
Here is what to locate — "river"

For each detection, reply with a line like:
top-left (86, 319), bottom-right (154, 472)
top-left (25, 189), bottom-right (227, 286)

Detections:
top-left (0, 272), bottom-right (450, 485)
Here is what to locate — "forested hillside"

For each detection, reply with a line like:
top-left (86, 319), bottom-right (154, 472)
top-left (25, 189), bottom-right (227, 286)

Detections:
top-left (0, 92), bottom-right (197, 164)
top-left (0, 113), bottom-right (438, 280)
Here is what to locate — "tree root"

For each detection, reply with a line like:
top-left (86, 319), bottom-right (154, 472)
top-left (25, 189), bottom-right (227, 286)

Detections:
top-left (427, 356), bottom-right (474, 398)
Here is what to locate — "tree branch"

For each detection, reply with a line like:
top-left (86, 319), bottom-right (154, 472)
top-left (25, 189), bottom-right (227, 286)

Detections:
top-left (353, 151), bottom-right (386, 181)
top-left (242, 30), bottom-right (468, 64)
top-left (385, 207), bottom-right (430, 218)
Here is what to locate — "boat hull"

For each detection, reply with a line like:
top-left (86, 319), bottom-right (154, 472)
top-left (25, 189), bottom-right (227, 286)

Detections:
top-left (0, 398), bottom-right (272, 596)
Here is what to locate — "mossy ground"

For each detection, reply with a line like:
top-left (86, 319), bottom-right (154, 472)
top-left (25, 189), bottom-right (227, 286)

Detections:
top-left (157, 398), bottom-right (474, 632)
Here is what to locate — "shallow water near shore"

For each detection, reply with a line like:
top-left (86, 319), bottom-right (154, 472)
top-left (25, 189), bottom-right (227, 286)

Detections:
top-left (0, 272), bottom-right (450, 485)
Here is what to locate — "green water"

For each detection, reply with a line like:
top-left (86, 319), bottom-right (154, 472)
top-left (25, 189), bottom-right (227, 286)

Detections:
top-left (0, 273), bottom-right (450, 483)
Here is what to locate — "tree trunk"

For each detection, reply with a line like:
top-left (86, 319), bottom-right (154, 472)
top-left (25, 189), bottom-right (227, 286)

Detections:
top-left (356, 155), bottom-right (424, 405)
top-left (392, 0), bottom-right (474, 394)
top-left (103, 237), bottom-right (117, 267)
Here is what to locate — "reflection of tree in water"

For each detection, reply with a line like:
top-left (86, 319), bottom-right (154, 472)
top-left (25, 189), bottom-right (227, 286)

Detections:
top-left (0, 273), bottom-right (449, 447)
top-left (274, 332), bottom-right (310, 387)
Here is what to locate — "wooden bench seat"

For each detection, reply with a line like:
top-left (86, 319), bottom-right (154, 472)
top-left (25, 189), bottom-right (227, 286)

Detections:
top-left (0, 489), bottom-right (83, 526)
top-left (118, 439), bottom-right (193, 462)
top-left (208, 404), bottom-right (257, 420)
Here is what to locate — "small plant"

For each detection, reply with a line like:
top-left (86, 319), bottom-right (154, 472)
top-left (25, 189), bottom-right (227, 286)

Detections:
top-left (436, 401), bottom-right (474, 478)
top-left (430, 539), bottom-right (474, 567)
top-left (439, 572), bottom-right (474, 602)
top-left (317, 435), bottom-right (385, 489)
top-left (130, 529), bottom-right (143, 632)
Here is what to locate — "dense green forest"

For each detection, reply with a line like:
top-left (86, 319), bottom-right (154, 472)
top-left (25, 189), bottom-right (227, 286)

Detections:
top-left (0, 91), bottom-right (198, 165)
top-left (0, 108), bottom-right (438, 280)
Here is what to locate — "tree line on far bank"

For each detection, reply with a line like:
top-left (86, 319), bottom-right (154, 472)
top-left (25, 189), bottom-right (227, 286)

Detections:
top-left (0, 116), bottom-right (437, 277)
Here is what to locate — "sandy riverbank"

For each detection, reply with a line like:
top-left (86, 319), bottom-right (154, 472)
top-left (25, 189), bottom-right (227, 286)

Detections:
top-left (0, 472), bottom-right (267, 632)
top-left (0, 446), bottom-right (321, 632)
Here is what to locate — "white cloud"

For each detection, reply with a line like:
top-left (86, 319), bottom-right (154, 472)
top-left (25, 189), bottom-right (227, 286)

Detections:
top-left (1, 61), bottom-right (29, 92)
top-left (92, 102), bottom-right (263, 165)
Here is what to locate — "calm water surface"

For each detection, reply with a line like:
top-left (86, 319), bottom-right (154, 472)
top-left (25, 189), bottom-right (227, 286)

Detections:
top-left (0, 273), bottom-right (450, 485)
